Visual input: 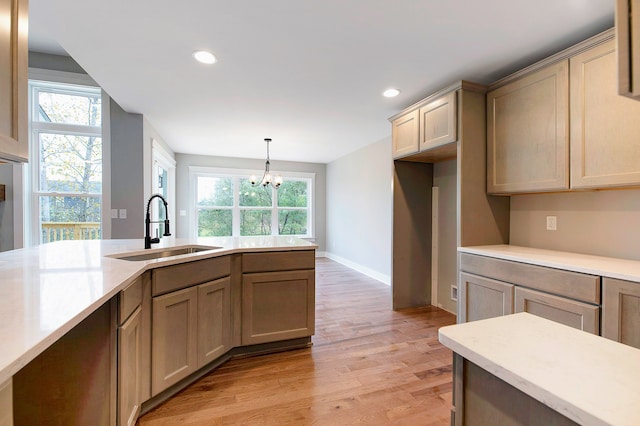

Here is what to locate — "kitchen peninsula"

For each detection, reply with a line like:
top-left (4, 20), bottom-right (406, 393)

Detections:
top-left (0, 236), bottom-right (317, 425)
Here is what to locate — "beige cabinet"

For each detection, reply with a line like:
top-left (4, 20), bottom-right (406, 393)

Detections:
top-left (616, 0), bottom-right (640, 98)
top-left (391, 91), bottom-right (458, 160)
top-left (458, 272), bottom-right (514, 323)
top-left (570, 39), bottom-right (640, 189)
top-left (419, 91), bottom-right (457, 151)
top-left (197, 277), bottom-right (232, 366)
top-left (0, 0), bottom-right (28, 162)
top-left (487, 61), bottom-right (569, 194)
top-left (602, 278), bottom-right (640, 349)
top-left (514, 287), bottom-right (599, 334)
top-left (242, 269), bottom-right (315, 345)
top-left (0, 378), bottom-right (12, 426)
top-left (152, 286), bottom-right (198, 396)
top-left (391, 109), bottom-right (419, 158)
top-left (118, 307), bottom-right (142, 426)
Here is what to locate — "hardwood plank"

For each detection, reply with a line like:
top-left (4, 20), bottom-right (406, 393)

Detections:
top-left (138, 257), bottom-right (456, 425)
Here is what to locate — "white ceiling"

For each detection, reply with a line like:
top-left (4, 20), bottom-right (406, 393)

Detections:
top-left (28, 1), bottom-right (614, 164)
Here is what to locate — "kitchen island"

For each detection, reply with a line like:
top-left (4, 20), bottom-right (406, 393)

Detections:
top-left (439, 313), bottom-right (640, 426)
top-left (0, 236), bottom-right (317, 425)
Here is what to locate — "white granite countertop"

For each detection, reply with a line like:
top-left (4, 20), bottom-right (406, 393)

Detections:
top-left (459, 245), bottom-right (640, 283)
top-left (0, 236), bottom-right (317, 384)
top-left (439, 312), bottom-right (640, 426)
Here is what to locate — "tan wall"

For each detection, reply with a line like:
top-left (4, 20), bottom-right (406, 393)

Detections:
top-left (510, 189), bottom-right (640, 260)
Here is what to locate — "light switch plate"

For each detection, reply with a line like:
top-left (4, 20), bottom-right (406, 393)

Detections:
top-left (546, 215), bottom-right (557, 231)
top-left (111, 209), bottom-right (118, 219)
top-left (119, 209), bottom-right (127, 219)
top-left (179, 210), bottom-right (186, 217)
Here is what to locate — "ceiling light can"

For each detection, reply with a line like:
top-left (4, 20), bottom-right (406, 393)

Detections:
top-left (193, 50), bottom-right (217, 64)
top-left (383, 88), bottom-right (400, 98)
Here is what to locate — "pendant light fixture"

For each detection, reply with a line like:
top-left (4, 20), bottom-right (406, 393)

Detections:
top-left (250, 138), bottom-right (283, 189)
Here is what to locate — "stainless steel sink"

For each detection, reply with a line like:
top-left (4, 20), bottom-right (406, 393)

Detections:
top-left (109, 245), bottom-right (221, 261)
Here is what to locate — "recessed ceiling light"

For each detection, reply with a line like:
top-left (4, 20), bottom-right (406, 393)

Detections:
top-left (193, 50), bottom-right (217, 65)
top-left (383, 88), bottom-right (400, 98)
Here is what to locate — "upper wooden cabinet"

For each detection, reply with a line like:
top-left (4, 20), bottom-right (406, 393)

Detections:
top-left (487, 61), bottom-right (569, 194)
top-left (488, 29), bottom-right (640, 194)
top-left (616, 0), bottom-right (640, 99)
top-left (391, 109), bottom-right (420, 158)
top-left (570, 39), bottom-right (640, 189)
top-left (391, 90), bottom-right (458, 160)
top-left (0, 0), bottom-right (28, 162)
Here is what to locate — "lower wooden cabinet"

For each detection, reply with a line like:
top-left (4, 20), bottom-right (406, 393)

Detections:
top-left (242, 270), bottom-right (315, 345)
top-left (514, 287), bottom-right (599, 334)
top-left (152, 286), bottom-right (198, 395)
top-left (197, 277), bottom-right (232, 366)
top-left (118, 307), bottom-right (142, 426)
top-left (152, 277), bottom-right (232, 396)
top-left (602, 277), bottom-right (640, 348)
top-left (458, 272), bottom-right (514, 323)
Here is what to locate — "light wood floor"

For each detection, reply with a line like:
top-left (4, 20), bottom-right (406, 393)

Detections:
top-left (138, 258), bottom-right (457, 425)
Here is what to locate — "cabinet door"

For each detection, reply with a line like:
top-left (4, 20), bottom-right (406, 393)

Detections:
top-left (419, 91), bottom-right (457, 151)
top-left (392, 109), bottom-right (419, 158)
top-left (616, 0), bottom-right (640, 98)
top-left (602, 278), bottom-right (640, 349)
top-left (0, 0), bottom-right (28, 162)
top-left (570, 39), bottom-right (640, 189)
top-left (514, 287), bottom-right (599, 334)
top-left (0, 378), bottom-right (12, 426)
top-left (118, 306), bottom-right (141, 426)
top-left (242, 270), bottom-right (315, 345)
top-left (197, 277), bottom-right (232, 367)
top-left (459, 272), bottom-right (514, 323)
top-left (487, 61), bottom-right (569, 194)
top-left (152, 286), bottom-right (198, 395)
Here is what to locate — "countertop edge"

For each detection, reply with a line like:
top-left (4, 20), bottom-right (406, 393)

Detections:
top-left (0, 239), bottom-right (318, 384)
top-left (458, 245), bottom-right (640, 283)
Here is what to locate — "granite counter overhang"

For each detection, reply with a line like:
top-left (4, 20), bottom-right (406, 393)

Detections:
top-left (459, 244), bottom-right (640, 283)
top-left (0, 236), bottom-right (317, 384)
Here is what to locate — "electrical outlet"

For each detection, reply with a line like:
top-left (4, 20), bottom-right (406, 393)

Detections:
top-left (111, 209), bottom-right (118, 219)
top-left (451, 285), bottom-right (458, 302)
top-left (546, 215), bottom-right (557, 231)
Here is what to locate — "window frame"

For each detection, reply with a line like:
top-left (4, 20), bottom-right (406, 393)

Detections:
top-left (189, 166), bottom-right (315, 239)
top-left (27, 69), bottom-right (110, 245)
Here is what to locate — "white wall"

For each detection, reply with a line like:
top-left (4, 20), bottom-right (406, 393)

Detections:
top-left (326, 137), bottom-right (392, 284)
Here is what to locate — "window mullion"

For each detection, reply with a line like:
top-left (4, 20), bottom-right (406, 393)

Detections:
top-left (233, 176), bottom-right (240, 237)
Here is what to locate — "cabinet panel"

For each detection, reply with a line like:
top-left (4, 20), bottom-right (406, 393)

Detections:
top-left (460, 253), bottom-right (600, 304)
top-left (152, 255), bottom-right (230, 296)
top-left (459, 272), bottom-right (514, 323)
top-left (118, 307), bottom-right (141, 426)
top-left (119, 276), bottom-right (142, 325)
top-left (514, 287), bottom-right (599, 334)
top-left (419, 91), bottom-right (457, 151)
top-left (570, 39), bottom-right (640, 189)
top-left (616, 0), bottom-right (640, 98)
top-left (392, 109), bottom-right (420, 158)
top-left (0, 378), bottom-right (12, 426)
top-left (152, 287), bottom-right (198, 395)
top-left (242, 250), bottom-right (315, 273)
top-left (198, 277), bottom-right (232, 367)
top-left (0, 0), bottom-right (28, 162)
top-left (487, 61), bottom-right (569, 194)
top-left (602, 278), bottom-right (640, 349)
top-left (242, 270), bottom-right (315, 345)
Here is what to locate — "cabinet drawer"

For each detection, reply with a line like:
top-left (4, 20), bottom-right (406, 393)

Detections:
top-left (514, 287), bottom-right (599, 334)
top-left (119, 275), bottom-right (142, 325)
top-left (460, 253), bottom-right (600, 304)
top-left (242, 250), bottom-right (315, 273)
top-left (152, 256), bottom-right (230, 296)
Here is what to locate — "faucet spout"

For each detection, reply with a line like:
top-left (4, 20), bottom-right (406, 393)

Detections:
top-left (145, 194), bottom-right (171, 249)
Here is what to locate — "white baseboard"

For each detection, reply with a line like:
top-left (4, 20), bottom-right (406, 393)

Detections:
top-left (322, 252), bottom-right (391, 286)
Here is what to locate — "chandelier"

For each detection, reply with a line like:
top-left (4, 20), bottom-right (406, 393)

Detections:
top-left (250, 138), bottom-right (283, 189)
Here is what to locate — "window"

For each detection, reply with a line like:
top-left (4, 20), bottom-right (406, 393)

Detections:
top-left (28, 79), bottom-right (104, 244)
top-left (192, 168), bottom-right (314, 238)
